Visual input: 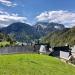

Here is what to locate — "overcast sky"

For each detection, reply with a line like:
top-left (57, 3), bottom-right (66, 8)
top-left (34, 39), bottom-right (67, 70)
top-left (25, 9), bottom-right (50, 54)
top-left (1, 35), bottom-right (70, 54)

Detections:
top-left (0, 0), bottom-right (75, 27)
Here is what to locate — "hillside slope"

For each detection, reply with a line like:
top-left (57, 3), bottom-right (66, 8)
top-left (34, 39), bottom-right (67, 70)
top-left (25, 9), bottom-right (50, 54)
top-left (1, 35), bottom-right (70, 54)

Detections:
top-left (0, 54), bottom-right (75, 75)
top-left (42, 27), bottom-right (75, 46)
top-left (0, 32), bottom-right (13, 47)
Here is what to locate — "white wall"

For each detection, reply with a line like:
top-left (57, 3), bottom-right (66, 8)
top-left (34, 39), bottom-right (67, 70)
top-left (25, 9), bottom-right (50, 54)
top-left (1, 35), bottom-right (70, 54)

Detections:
top-left (60, 51), bottom-right (69, 60)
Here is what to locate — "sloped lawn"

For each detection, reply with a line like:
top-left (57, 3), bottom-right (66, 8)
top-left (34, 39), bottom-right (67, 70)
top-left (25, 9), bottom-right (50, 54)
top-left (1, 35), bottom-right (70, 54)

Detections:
top-left (0, 54), bottom-right (75, 75)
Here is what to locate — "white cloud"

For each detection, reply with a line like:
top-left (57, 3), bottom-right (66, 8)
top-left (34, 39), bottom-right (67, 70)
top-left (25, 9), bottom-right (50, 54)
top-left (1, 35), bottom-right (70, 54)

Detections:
top-left (0, 0), bottom-right (17, 7)
top-left (36, 10), bottom-right (75, 27)
top-left (0, 10), bottom-right (27, 27)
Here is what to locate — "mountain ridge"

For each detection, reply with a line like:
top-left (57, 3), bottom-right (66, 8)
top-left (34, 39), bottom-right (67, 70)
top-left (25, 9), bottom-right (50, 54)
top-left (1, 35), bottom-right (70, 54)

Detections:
top-left (0, 22), bottom-right (65, 42)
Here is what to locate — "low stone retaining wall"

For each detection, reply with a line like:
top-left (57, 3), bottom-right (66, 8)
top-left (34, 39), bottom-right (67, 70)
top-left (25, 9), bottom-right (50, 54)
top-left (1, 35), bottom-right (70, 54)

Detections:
top-left (0, 45), bottom-right (40, 54)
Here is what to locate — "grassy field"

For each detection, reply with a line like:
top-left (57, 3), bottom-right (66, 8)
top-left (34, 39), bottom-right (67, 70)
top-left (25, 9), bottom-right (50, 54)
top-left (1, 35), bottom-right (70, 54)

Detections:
top-left (0, 54), bottom-right (75, 75)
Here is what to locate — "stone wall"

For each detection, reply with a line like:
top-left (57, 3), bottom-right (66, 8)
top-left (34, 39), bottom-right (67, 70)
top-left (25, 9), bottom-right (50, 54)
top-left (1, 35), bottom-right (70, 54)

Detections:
top-left (0, 45), bottom-right (40, 54)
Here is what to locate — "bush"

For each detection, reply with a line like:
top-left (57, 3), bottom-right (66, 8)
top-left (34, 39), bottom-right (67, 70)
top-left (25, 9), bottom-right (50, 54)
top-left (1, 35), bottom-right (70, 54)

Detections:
top-left (10, 41), bottom-right (14, 45)
top-left (5, 44), bottom-right (10, 47)
top-left (0, 44), bottom-right (3, 48)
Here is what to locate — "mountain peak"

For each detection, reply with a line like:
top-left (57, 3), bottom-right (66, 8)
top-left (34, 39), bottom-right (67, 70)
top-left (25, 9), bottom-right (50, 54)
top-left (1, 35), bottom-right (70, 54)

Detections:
top-left (34, 22), bottom-right (65, 34)
top-left (0, 22), bottom-right (65, 42)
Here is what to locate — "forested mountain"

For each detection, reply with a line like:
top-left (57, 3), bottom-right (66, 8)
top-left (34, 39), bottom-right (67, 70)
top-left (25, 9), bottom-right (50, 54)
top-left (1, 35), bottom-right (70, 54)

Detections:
top-left (1, 21), bottom-right (75, 46)
top-left (42, 27), bottom-right (75, 46)
top-left (0, 22), bottom-right (65, 42)
top-left (0, 22), bottom-right (39, 42)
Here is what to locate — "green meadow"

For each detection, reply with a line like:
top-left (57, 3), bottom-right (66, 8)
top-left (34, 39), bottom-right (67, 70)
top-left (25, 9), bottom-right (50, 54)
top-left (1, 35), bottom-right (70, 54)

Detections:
top-left (0, 54), bottom-right (75, 75)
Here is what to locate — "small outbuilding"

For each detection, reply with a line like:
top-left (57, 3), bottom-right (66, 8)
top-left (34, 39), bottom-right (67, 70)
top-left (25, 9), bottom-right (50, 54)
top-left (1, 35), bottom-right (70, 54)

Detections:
top-left (71, 45), bottom-right (75, 58)
top-left (49, 46), bottom-right (71, 60)
top-left (34, 43), bottom-right (50, 54)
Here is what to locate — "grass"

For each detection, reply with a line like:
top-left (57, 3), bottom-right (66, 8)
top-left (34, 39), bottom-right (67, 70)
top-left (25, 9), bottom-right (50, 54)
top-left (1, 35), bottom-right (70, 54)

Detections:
top-left (0, 54), bottom-right (75, 75)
